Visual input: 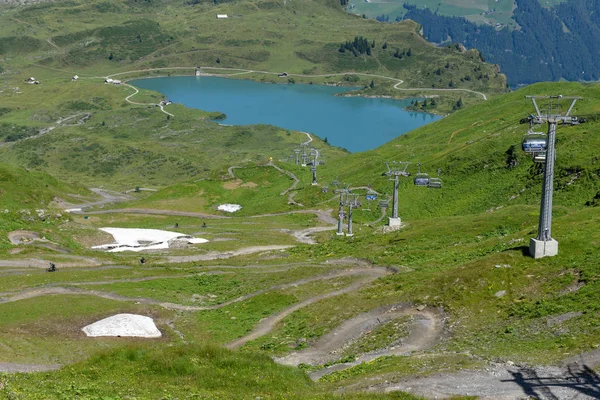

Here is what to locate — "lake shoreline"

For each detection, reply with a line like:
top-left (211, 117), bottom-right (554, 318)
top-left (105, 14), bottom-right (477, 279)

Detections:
top-left (129, 75), bottom-right (442, 153)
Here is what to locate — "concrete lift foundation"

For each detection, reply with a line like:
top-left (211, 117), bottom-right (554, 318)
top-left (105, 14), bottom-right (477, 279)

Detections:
top-left (529, 238), bottom-right (558, 259)
top-left (388, 217), bottom-right (401, 227)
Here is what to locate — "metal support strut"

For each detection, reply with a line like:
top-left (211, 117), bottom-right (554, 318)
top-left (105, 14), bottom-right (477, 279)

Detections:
top-left (391, 174), bottom-right (399, 219)
top-left (537, 122), bottom-right (556, 241)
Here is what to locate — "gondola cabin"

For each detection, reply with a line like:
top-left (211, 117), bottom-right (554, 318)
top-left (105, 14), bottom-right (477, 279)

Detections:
top-left (522, 135), bottom-right (547, 153)
top-left (533, 152), bottom-right (546, 163)
top-left (427, 178), bottom-right (442, 188)
top-left (414, 175), bottom-right (430, 186)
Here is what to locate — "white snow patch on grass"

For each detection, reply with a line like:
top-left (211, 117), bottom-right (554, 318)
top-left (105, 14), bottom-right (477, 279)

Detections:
top-left (82, 314), bottom-right (161, 338)
top-left (218, 204), bottom-right (242, 213)
top-left (92, 227), bottom-right (208, 252)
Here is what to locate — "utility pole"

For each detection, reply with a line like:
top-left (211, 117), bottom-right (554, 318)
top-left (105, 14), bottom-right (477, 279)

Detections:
top-left (293, 148), bottom-right (301, 165)
top-left (346, 194), bottom-right (360, 236)
top-left (382, 162), bottom-right (410, 227)
top-left (522, 95), bottom-right (583, 259)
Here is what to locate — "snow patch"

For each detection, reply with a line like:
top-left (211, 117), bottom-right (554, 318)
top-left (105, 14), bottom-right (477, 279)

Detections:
top-left (82, 314), bottom-right (161, 338)
top-left (92, 227), bottom-right (208, 252)
top-left (218, 204), bottom-right (242, 213)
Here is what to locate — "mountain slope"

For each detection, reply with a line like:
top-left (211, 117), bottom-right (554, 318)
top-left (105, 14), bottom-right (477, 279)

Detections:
top-left (402, 0), bottom-right (600, 85)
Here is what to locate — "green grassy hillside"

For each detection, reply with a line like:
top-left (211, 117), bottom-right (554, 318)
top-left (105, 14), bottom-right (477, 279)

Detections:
top-left (310, 82), bottom-right (600, 220)
top-left (0, 163), bottom-right (88, 209)
top-left (0, 0), bottom-right (506, 92)
top-left (0, 0), bottom-right (508, 190)
top-left (1, 1), bottom-right (599, 399)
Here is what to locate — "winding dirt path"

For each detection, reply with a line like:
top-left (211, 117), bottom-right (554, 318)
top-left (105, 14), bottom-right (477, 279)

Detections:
top-left (225, 267), bottom-right (392, 349)
top-left (277, 304), bottom-right (442, 380)
top-left (292, 226), bottom-right (336, 244)
top-left (249, 209), bottom-right (336, 225)
top-left (163, 245), bottom-right (292, 263)
top-left (0, 255), bottom-right (105, 268)
top-left (268, 160), bottom-right (303, 205)
top-left (58, 188), bottom-right (134, 212)
top-left (123, 82), bottom-right (174, 117)
top-left (7, 230), bottom-right (40, 245)
top-left (69, 207), bottom-right (230, 219)
top-left (100, 66), bottom-right (488, 120)
top-left (105, 67), bottom-right (487, 100)
top-left (0, 267), bottom-right (390, 314)
top-left (227, 165), bottom-right (241, 178)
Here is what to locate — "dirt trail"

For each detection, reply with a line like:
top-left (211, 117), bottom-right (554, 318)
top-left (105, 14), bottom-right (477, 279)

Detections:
top-left (268, 161), bottom-right (302, 205)
top-left (370, 361), bottom-right (600, 399)
top-left (67, 204), bottom-right (336, 228)
top-left (276, 304), bottom-right (442, 380)
top-left (70, 207), bottom-right (230, 219)
top-left (163, 245), bottom-right (292, 263)
top-left (104, 66), bottom-right (488, 100)
top-left (366, 207), bottom-right (388, 226)
top-left (0, 362), bottom-right (60, 373)
top-left (58, 188), bottom-right (134, 211)
top-left (225, 267), bottom-right (392, 349)
top-left (227, 165), bottom-right (241, 178)
top-left (122, 82), bottom-right (174, 117)
top-left (0, 255), bottom-right (104, 268)
top-left (250, 209), bottom-right (336, 225)
top-left (0, 267), bottom-right (388, 313)
top-left (292, 226), bottom-right (336, 244)
top-left (7, 230), bottom-right (40, 245)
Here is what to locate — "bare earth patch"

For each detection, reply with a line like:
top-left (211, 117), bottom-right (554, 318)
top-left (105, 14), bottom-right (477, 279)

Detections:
top-left (7, 230), bottom-right (40, 245)
top-left (223, 179), bottom-right (243, 190)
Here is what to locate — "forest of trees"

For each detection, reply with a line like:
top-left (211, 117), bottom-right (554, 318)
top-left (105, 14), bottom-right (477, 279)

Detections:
top-left (339, 36), bottom-right (375, 56)
top-left (401, 0), bottom-right (600, 85)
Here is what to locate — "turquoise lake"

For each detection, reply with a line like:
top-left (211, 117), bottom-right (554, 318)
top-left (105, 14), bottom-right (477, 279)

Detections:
top-left (130, 76), bottom-right (442, 153)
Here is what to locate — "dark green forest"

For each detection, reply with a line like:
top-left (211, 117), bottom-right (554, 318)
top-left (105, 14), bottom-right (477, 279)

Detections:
top-left (401, 0), bottom-right (600, 86)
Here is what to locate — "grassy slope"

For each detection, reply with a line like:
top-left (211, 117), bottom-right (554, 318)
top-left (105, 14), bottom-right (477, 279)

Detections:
top-left (305, 81), bottom-right (600, 220)
top-left (0, 0), bottom-right (506, 191)
top-left (0, 1), bottom-right (599, 399)
top-left (0, 0), bottom-right (505, 189)
top-left (0, 0), bottom-right (505, 90)
top-left (1, 81), bottom-right (598, 399)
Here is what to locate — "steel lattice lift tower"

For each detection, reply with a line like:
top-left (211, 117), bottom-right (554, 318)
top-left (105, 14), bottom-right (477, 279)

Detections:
top-left (310, 148), bottom-right (320, 185)
top-left (382, 162), bottom-right (410, 227)
top-left (336, 185), bottom-right (350, 236)
top-left (346, 193), bottom-right (360, 237)
top-left (522, 95), bottom-right (583, 258)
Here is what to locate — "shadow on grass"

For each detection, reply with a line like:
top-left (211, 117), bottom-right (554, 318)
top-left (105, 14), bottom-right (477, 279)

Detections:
top-left (503, 245), bottom-right (529, 256)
